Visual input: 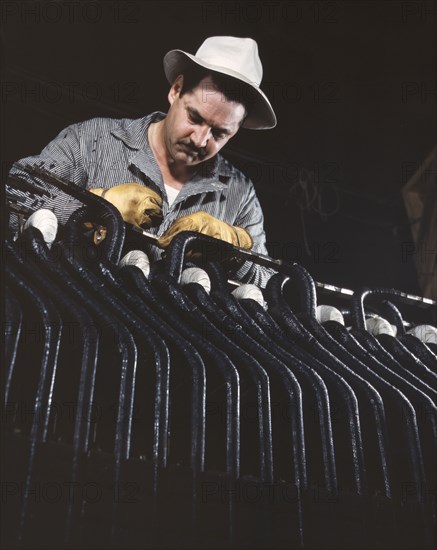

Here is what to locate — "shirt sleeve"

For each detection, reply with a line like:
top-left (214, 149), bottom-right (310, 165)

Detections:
top-left (232, 178), bottom-right (276, 288)
top-left (6, 122), bottom-right (87, 228)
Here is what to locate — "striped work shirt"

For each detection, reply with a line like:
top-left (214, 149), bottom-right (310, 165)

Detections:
top-left (7, 111), bottom-right (274, 286)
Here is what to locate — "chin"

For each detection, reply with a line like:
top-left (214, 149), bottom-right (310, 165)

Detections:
top-left (175, 153), bottom-right (196, 164)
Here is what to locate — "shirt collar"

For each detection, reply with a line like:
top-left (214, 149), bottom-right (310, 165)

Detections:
top-left (110, 111), bottom-right (164, 150)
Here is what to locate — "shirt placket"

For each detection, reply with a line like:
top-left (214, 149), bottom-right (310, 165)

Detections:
top-left (158, 180), bottom-right (227, 235)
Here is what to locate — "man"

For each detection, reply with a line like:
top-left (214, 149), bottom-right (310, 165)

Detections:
top-left (7, 36), bottom-right (277, 286)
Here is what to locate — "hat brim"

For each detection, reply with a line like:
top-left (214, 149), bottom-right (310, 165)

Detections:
top-left (163, 49), bottom-right (277, 130)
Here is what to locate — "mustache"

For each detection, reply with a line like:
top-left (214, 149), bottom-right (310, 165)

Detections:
top-left (179, 141), bottom-right (207, 158)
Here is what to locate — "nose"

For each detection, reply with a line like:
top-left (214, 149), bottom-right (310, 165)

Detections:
top-left (190, 125), bottom-right (211, 149)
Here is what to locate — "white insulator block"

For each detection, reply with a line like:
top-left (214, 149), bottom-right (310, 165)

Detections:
top-left (119, 250), bottom-right (150, 278)
top-left (232, 284), bottom-right (266, 309)
top-left (407, 325), bottom-right (437, 344)
top-left (366, 316), bottom-right (396, 336)
top-left (316, 305), bottom-right (345, 325)
top-left (180, 267), bottom-right (211, 294)
top-left (24, 209), bottom-right (58, 246)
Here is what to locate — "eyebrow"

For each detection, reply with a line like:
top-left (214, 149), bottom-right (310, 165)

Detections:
top-left (187, 106), bottom-right (232, 136)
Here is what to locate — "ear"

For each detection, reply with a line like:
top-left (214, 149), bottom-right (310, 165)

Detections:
top-left (168, 74), bottom-right (184, 105)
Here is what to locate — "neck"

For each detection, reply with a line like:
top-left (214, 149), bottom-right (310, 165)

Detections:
top-left (148, 119), bottom-right (194, 185)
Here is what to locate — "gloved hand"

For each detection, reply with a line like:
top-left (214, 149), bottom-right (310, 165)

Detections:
top-left (89, 183), bottom-right (163, 229)
top-left (157, 211), bottom-right (253, 249)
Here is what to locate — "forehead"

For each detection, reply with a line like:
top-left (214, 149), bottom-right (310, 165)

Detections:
top-left (182, 77), bottom-right (246, 131)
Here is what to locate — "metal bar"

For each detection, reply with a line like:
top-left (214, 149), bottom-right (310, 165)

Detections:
top-left (10, 165), bottom-right (435, 309)
top-left (316, 281), bottom-right (436, 309)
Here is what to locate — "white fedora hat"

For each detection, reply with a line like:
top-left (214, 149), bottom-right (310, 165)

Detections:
top-left (163, 36), bottom-right (277, 130)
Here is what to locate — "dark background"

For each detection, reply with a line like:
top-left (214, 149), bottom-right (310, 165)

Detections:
top-left (1, 0), bottom-right (436, 296)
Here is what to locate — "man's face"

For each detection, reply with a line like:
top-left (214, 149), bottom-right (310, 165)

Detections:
top-left (162, 75), bottom-right (246, 167)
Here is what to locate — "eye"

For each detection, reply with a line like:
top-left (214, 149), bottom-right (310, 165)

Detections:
top-left (212, 130), bottom-right (226, 140)
top-left (188, 113), bottom-right (201, 124)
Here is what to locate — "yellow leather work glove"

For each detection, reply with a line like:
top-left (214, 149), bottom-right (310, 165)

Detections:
top-left (89, 183), bottom-right (163, 229)
top-left (157, 211), bottom-right (253, 249)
